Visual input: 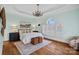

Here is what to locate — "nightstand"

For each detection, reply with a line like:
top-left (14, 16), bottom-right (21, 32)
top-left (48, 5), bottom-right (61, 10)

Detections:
top-left (9, 32), bottom-right (20, 42)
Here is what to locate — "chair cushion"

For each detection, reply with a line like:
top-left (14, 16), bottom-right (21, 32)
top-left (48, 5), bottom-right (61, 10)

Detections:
top-left (76, 39), bottom-right (79, 43)
top-left (69, 39), bottom-right (76, 47)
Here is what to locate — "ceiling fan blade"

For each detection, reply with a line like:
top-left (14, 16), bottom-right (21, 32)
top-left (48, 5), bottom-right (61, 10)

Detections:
top-left (43, 5), bottom-right (66, 14)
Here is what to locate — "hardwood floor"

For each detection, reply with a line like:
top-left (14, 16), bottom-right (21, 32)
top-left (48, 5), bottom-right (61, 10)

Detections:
top-left (2, 39), bottom-right (79, 55)
top-left (2, 41), bottom-right (21, 55)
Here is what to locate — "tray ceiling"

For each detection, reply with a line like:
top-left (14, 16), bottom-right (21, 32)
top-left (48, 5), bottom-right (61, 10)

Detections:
top-left (1, 4), bottom-right (79, 17)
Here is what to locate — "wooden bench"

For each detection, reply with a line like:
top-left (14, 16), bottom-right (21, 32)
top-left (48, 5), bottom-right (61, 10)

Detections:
top-left (31, 37), bottom-right (43, 45)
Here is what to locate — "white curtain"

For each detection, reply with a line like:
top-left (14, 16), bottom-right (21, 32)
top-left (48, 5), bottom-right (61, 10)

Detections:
top-left (42, 24), bottom-right (63, 39)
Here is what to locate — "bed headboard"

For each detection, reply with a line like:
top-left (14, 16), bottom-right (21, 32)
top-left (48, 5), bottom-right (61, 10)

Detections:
top-left (19, 23), bottom-right (32, 34)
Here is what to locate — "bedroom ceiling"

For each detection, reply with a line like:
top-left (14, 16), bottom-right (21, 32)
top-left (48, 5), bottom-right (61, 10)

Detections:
top-left (1, 4), bottom-right (79, 17)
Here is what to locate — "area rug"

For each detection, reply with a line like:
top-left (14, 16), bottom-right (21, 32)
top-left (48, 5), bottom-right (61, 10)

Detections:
top-left (14, 40), bottom-right (50, 55)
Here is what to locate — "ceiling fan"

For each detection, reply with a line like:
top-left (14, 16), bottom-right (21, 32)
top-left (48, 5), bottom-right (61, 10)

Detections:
top-left (14, 4), bottom-right (65, 17)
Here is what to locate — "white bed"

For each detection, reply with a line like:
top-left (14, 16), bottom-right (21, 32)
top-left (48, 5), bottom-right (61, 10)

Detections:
top-left (19, 32), bottom-right (43, 44)
top-left (18, 23), bottom-right (43, 44)
top-left (18, 28), bottom-right (43, 44)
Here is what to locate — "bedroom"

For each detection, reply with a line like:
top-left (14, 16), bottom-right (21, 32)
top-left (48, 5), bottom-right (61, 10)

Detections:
top-left (0, 4), bottom-right (79, 55)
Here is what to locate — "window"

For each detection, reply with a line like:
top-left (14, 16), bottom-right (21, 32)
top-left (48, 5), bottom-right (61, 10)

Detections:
top-left (47, 18), bottom-right (56, 25)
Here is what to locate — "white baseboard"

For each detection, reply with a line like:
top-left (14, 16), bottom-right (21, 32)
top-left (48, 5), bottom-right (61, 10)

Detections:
top-left (44, 35), bottom-right (68, 44)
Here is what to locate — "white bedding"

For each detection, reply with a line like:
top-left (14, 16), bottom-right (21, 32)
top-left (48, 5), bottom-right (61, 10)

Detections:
top-left (19, 33), bottom-right (43, 44)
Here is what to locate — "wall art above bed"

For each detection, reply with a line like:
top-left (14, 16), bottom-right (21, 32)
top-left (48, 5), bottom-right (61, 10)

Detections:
top-left (19, 22), bottom-right (32, 33)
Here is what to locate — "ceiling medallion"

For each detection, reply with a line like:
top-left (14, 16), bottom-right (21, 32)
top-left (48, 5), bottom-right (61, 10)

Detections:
top-left (33, 4), bottom-right (43, 17)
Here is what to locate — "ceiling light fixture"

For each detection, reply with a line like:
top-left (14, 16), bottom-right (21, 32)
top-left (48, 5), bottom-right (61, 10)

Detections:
top-left (33, 4), bottom-right (43, 17)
